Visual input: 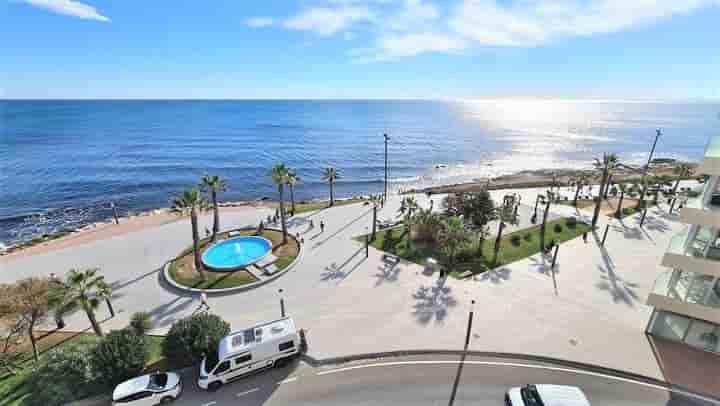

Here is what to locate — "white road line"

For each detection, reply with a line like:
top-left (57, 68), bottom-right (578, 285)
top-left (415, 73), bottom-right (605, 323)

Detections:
top-left (200, 401), bottom-right (217, 406)
top-left (236, 388), bottom-right (260, 397)
top-left (277, 376), bottom-right (298, 385)
top-left (315, 360), bottom-right (719, 405)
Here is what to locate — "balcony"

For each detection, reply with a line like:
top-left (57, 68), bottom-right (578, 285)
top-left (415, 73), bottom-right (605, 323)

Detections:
top-left (648, 270), bottom-right (720, 325)
top-left (663, 226), bottom-right (720, 277)
top-left (698, 135), bottom-right (720, 176)
top-left (680, 176), bottom-right (720, 227)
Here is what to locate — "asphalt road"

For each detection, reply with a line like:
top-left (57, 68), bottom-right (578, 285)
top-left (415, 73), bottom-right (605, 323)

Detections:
top-left (169, 355), bottom-right (719, 406)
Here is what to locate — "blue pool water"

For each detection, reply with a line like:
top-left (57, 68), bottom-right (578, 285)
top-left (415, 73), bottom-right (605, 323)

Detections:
top-left (201, 236), bottom-right (272, 270)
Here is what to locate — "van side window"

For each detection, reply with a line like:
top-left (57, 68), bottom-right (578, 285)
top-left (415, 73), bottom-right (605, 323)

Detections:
top-left (214, 360), bottom-right (230, 374)
top-left (116, 391), bottom-right (153, 402)
top-left (234, 354), bottom-right (252, 365)
top-left (279, 341), bottom-right (294, 351)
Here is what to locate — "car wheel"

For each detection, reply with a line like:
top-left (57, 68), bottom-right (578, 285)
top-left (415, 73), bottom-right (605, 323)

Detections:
top-left (208, 381), bottom-right (222, 392)
top-left (160, 396), bottom-right (174, 404)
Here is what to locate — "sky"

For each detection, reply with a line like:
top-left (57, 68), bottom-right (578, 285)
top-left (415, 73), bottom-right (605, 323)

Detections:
top-left (2, 0), bottom-right (720, 99)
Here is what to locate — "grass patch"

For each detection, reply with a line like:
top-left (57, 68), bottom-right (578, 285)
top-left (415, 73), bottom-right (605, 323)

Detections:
top-left (293, 197), bottom-right (366, 214)
top-left (168, 228), bottom-right (299, 290)
top-left (0, 333), bottom-right (166, 406)
top-left (366, 218), bottom-right (591, 278)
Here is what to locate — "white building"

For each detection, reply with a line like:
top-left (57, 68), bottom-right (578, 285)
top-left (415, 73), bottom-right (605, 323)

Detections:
top-left (646, 135), bottom-right (720, 354)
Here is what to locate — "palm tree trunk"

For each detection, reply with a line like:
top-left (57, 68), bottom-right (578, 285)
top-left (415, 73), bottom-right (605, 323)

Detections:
top-left (371, 204), bottom-right (377, 240)
top-left (493, 222), bottom-right (504, 264)
top-left (290, 184), bottom-right (296, 214)
top-left (672, 178), bottom-right (681, 195)
top-left (573, 184), bottom-right (581, 206)
top-left (279, 185), bottom-right (288, 244)
top-left (615, 191), bottom-right (625, 218)
top-left (329, 181), bottom-right (335, 206)
top-left (540, 199), bottom-right (551, 251)
top-left (85, 304), bottom-right (103, 336)
top-left (191, 208), bottom-right (205, 280)
top-left (591, 170), bottom-right (609, 228)
top-left (212, 190), bottom-right (219, 241)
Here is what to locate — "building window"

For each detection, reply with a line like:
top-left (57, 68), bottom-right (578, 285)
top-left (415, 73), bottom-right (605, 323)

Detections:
top-left (649, 311), bottom-right (720, 354)
top-left (685, 320), bottom-right (720, 352)
top-left (650, 311), bottom-right (691, 341)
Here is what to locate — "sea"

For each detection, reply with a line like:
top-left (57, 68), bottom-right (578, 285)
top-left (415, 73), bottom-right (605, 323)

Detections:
top-left (2, 99), bottom-right (719, 247)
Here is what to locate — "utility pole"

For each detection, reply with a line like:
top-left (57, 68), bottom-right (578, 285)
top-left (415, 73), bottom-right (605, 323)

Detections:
top-left (384, 133), bottom-right (389, 202)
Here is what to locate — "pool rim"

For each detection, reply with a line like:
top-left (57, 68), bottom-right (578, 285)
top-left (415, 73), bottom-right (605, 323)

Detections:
top-left (201, 235), bottom-right (273, 271)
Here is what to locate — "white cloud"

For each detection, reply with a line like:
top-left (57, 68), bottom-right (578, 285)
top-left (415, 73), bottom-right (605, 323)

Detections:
top-left (245, 17), bottom-right (274, 28)
top-left (378, 32), bottom-right (466, 58)
top-left (449, 0), bottom-right (720, 47)
top-left (283, 5), bottom-right (374, 36)
top-left (21, 0), bottom-right (110, 22)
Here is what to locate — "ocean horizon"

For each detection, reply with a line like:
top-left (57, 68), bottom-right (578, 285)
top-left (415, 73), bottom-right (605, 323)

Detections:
top-left (2, 98), bottom-right (718, 246)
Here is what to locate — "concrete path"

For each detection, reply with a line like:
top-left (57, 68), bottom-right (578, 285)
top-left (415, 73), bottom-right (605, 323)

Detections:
top-left (0, 189), bottom-right (682, 382)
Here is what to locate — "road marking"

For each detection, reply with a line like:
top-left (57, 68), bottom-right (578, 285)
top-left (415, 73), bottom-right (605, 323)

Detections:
top-left (315, 360), bottom-right (719, 404)
top-left (277, 376), bottom-right (298, 385)
top-left (200, 402), bottom-right (216, 406)
top-left (236, 388), bottom-right (260, 397)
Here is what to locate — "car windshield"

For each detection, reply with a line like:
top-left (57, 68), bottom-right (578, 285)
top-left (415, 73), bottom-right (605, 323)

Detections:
top-left (147, 373), bottom-right (168, 390)
top-left (520, 386), bottom-right (545, 406)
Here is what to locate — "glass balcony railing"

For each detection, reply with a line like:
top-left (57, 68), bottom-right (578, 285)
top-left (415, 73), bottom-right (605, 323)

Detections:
top-left (703, 135), bottom-right (720, 159)
top-left (666, 226), bottom-right (720, 262)
top-left (684, 178), bottom-right (720, 211)
top-left (652, 270), bottom-right (720, 309)
top-left (667, 227), bottom-right (690, 255)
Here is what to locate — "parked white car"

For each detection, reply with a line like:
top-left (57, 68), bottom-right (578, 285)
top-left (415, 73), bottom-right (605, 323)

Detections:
top-left (112, 372), bottom-right (182, 405)
top-left (505, 384), bottom-right (590, 406)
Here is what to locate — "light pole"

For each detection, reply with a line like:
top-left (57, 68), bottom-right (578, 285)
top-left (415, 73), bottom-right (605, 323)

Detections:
top-left (639, 129), bottom-right (661, 208)
top-left (278, 288), bottom-right (286, 318)
top-left (532, 195), bottom-right (546, 224)
top-left (384, 133), bottom-right (389, 202)
top-left (110, 201), bottom-right (120, 225)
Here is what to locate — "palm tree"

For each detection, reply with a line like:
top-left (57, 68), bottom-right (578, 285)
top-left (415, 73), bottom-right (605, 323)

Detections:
top-left (52, 268), bottom-right (112, 336)
top-left (591, 153), bottom-right (620, 228)
top-left (439, 217), bottom-right (471, 273)
top-left (539, 191), bottom-right (554, 252)
top-left (493, 205), bottom-right (519, 264)
top-left (286, 171), bottom-right (300, 215)
top-left (271, 163), bottom-right (291, 244)
top-left (672, 163), bottom-right (694, 195)
top-left (322, 167), bottom-right (340, 206)
top-left (571, 173), bottom-right (591, 206)
top-left (172, 187), bottom-right (207, 279)
top-left (201, 175), bottom-right (228, 242)
top-left (614, 183), bottom-right (628, 218)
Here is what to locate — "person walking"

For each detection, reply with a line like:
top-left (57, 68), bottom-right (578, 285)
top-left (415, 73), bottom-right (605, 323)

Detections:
top-left (198, 291), bottom-right (210, 312)
top-left (582, 231), bottom-right (588, 243)
top-left (320, 220), bottom-right (325, 233)
top-left (310, 219), bottom-right (314, 229)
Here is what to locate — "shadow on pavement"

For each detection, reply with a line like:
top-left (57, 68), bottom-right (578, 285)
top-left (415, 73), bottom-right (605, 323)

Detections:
top-left (412, 279), bottom-right (457, 325)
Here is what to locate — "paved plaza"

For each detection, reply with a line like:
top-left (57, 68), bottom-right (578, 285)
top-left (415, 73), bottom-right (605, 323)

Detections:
top-left (0, 188), bottom-right (689, 382)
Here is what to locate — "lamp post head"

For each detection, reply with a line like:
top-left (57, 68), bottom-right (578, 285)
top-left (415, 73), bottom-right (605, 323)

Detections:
top-left (656, 129), bottom-right (662, 137)
top-left (384, 133), bottom-right (389, 141)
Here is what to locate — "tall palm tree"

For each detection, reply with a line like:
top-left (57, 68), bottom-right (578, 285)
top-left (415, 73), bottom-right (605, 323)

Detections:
top-left (493, 206), bottom-right (519, 264)
top-left (52, 268), bottom-right (112, 336)
top-left (271, 163), bottom-right (291, 244)
top-left (614, 183), bottom-right (628, 218)
top-left (571, 173), bottom-right (591, 206)
top-left (201, 175), bottom-right (228, 242)
top-left (286, 170), bottom-right (300, 215)
top-left (322, 167), bottom-right (340, 206)
top-left (672, 163), bottom-right (694, 195)
top-left (539, 191), bottom-right (554, 252)
top-left (591, 153), bottom-right (620, 228)
top-left (439, 217), bottom-right (472, 273)
top-left (172, 187), bottom-right (207, 279)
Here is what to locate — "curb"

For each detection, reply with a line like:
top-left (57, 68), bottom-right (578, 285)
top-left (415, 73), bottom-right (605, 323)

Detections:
top-left (162, 227), bottom-right (304, 294)
top-left (300, 349), bottom-right (720, 404)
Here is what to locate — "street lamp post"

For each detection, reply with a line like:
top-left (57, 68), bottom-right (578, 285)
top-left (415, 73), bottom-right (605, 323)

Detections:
top-left (110, 201), bottom-right (120, 225)
top-left (384, 133), bottom-right (389, 202)
top-left (532, 195), bottom-right (545, 223)
top-left (278, 288), bottom-right (286, 318)
top-left (639, 129), bottom-right (661, 208)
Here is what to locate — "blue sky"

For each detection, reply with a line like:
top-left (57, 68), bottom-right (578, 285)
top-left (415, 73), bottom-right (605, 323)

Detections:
top-left (2, 0), bottom-right (720, 99)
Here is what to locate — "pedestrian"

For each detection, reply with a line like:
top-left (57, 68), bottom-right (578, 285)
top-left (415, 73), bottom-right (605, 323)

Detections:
top-left (205, 227), bottom-right (211, 238)
top-left (199, 291), bottom-right (210, 312)
top-left (267, 214), bottom-right (272, 224)
top-left (310, 219), bottom-right (314, 229)
top-left (301, 237), bottom-right (305, 244)
top-left (275, 208), bottom-right (279, 218)
top-left (582, 231), bottom-right (588, 243)
top-left (320, 220), bottom-right (325, 233)
top-left (296, 232), bottom-right (300, 240)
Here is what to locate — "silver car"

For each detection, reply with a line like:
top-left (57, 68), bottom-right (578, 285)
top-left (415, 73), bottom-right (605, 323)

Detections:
top-left (505, 384), bottom-right (590, 406)
top-left (112, 372), bottom-right (182, 405)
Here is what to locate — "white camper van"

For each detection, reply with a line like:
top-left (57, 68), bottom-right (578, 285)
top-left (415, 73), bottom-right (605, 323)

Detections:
top-left (198, 317), bottom-right (300, 391)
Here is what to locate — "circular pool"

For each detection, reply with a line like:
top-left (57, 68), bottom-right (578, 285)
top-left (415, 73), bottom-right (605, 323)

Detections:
top-left (201, 236), bottom-right (272, 271)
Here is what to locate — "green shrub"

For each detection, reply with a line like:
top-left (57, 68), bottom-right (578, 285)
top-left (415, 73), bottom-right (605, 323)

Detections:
top-left (28, 343), bottom-right (97, 406)
top-left (91, 329), bottom-right (148, 388)
top-left (622, 207), bottom-right (634, 215)
top-left (129, 311), bottom-right (153, 336)
top-left (566, 217), bottom-right (577, 228)
top-left (553, 223), bottom-right (563, 233)
top-left (510, 234), bottom-right (522, 246)
top-left (523, 233), bottom-right (532, 242)
top-left (162, 313), bottom-right (230, 369)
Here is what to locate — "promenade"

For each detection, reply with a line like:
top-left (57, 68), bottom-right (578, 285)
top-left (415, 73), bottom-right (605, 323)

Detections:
top-left (0, 189), bottom-right (684, 383)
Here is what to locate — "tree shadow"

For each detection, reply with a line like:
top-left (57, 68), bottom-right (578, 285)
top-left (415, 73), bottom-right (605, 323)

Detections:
top-left (411, 279), bottom-right (457, 325)
top-left (311, 207), bottom-right (373, 248)
top-left (610, 222), bottom-right (644, 240)
top-left (478, 267), bottom-right (512, 284)
top-left (594, 263), bottom-right (639, 307)
top-left (374, 257), bottom-right (401, 286)
top-left (319, 247), bottom-right (366, 284)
